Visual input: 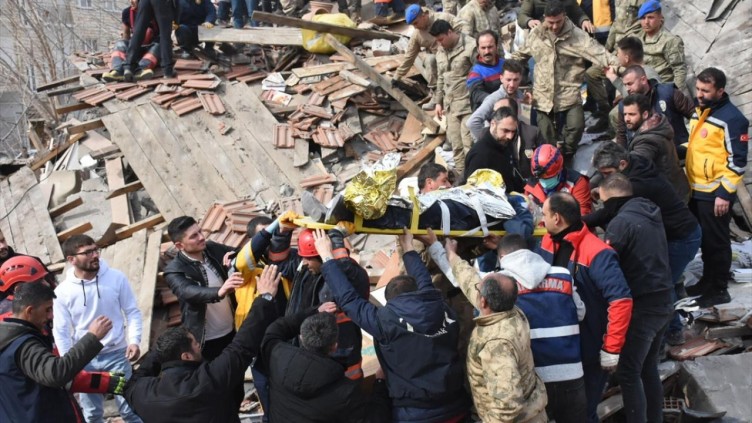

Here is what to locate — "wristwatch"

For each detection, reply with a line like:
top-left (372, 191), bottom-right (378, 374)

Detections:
top-left (260, 293), bottom-right (274, 302)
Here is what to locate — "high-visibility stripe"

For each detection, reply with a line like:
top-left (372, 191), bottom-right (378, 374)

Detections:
top-left (335, 311), bottom-right (351, 324)
top-left (530, 324), bottom-right (580, 339)
top-left (332, 248), bottom-right (349, 260)
top-left (267, 249), bottom-right (289, 262)
top-left (345, 360), bottom-right (363, 380)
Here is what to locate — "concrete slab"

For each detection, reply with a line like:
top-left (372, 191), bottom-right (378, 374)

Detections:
top-left (680, 352), bottom-right (752, 422)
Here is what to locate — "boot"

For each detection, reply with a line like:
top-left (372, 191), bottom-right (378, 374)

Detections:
top-left (696, 287), bottom-right (731, 308)
top-left (102, 69), bottom-right (124, 82)
top-left (135, 68), bottom-right (154, 81)
top-left (123, 68), bottom-right (134, 82)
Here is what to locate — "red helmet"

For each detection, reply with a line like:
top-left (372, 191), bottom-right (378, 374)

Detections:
top-left (531, 144), bottom-right (564, 179)
top-left (0, 256), bottom-right (49, 293)
top-left (297, 229), bottom-right (319, 258)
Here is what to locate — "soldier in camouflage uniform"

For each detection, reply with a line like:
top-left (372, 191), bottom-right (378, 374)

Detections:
top-left (458, 0), bottom-right (500, 38)
top-left (605, 0), bottom-right (646, 51)
top-left (430, 19), bottom-right (477, 176)
top-left (512, 1), bottom-right (618, 157)
top-left (446, 240), bottom-right (548, 423)
top-left (638, 0), bottom-right (688, 93)
top-left (442, 0), bottom-right (467, 16)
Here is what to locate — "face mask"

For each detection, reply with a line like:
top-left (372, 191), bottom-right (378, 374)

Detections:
top-left (539, 176), bottom-right (560, 191)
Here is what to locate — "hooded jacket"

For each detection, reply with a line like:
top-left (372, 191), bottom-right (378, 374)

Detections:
top-left (464, 127), bottom-right (527, 192)
top-left (53, 259), bottom-right (142, 356)
top-left (0, 318), bottom-right (102, 423)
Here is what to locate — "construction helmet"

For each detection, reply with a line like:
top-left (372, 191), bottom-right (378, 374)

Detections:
top-left (0, 255), bottom-right (49, 294)
top-left (297, 229), bottom-right (319, 258)
top-left (531, 144), bottom-right (564, 179)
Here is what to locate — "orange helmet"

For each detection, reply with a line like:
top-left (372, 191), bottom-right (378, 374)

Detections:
top-left (531, 144), bottom-right (564, 179)
top-left (297, 229), bottom-right (319, 258)
top-left (0, 256), bottom-right (49, 293)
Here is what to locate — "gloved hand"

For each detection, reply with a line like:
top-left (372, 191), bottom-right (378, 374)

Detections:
top-left (333, 221), bottom-right (355, 237)
top-left (278, 210), bottom-right (301, 231)
top-left (106, 371), bottom-right (127, 395)
top-left (600, 350), bottom-right (619, 372)
top-left (202, 22), bottom-right (215, 29)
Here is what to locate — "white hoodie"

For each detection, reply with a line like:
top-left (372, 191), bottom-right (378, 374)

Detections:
top-left (53, 259), bottom-right (142, 355)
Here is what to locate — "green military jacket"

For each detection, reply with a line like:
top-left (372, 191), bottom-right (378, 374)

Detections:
top-left (518, 0), bottom-right (589, 29)
top-left (641, 27), bottom-right (688, 93)
top-left (459, 0), bottom-right (501, 38)
top-left (435, 33), bottom-right (477, 115)
top-left (606, 0), bottom-right (646, 51)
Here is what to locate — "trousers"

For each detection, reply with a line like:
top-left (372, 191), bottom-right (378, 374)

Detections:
top-left (689, 198), bottom-right (732, 289)
top-left (536, 103), bottom-right (584, 156)
top-left (126, 0), bottom-right (174, 71)
top-left (79, 348), bottom-right (142, 423)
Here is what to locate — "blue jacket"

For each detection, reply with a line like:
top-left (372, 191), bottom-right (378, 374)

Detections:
top-left (177, 0), bottom-right (216, 26)
top-left (618, 80), bottom-right (694, 147)
top-left (321, 251), bottom-right (470, 423)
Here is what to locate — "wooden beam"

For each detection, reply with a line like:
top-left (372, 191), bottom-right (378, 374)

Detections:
top-left (324, 35), bottom-right (439, 132)
top-left (27, 128), bottom-right (45, 152)
top-left (67, 118), bottom-right (104, 135)
top-left (138, 230), bottom-right (163, 355)
top-left (291, 54), bottom-right (405, 79)
top-left (30, 133), bottom-right (85, 171)
top-left (105, 158), bottom-right (131, 227)
top-left (57, 222), bottom-right (93, 242)
top-left (115, 214), bottom-right (165, 240)
top-left (90, 145), bottom-right (122, 160)
top-left (705, 324), bottom-right (752, 340)
top-left (36, 75), bottom-right (80, 92)
top-left (49, 196), bottom-right (83, 218)
top-left (339, 69), bottom-right (372, 87)
top-left (45, 85), bottom-right (84, 97)
top-left (55, 101), bottom-right (95, 115)
top-left (198, 26), bottom-right (303, 46)
top-left (396, 136), bottom-right (444, 179)
top-left (252, 11), bottom-right (400, 41)
top-left (106, 180), bottom-right (143, 199)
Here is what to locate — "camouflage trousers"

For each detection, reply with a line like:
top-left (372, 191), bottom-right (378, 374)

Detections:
top-left (585, 64), bottom-right (611, 114)
top-left (536, 104), bottom-right (584, 156)
top-left (446, 110), bottom-right (473, 174)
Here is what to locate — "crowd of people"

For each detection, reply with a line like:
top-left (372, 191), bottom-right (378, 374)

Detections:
top-left (2, 0), bottom-right (750, 422)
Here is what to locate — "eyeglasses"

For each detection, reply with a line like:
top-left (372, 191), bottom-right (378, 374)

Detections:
top-left (73, 248), bottom-right (100, 257)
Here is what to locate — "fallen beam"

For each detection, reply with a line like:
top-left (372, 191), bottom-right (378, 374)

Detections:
top-left (252, 11), bottom-right (401, 41)
top-left (325, 34), bottom-right (439, 133)
top-left (57, 222), bottom-right (93, 242)
top-left (45, 85), bottom-right (85, 97)
top-left (705, 325), bottom-right (752, 340)
top-left (106, 180), bottom-right (143, 199)
top-left (397, 136), bottom-right (444, 179)
top-left (55, 101), bottom-right (95, 115)
top-left (115, 214), bottom-right (165, 241)
top-left (36, 75), bottom-right (81, 92)
top-left (49, 196), bottom-right (83, 218)
top-left (30, 133), bottom-right (86, 171)
top-left (198, 26), bottom-right (303, 46)
top-left (67, 118), bottom-right (104, 135)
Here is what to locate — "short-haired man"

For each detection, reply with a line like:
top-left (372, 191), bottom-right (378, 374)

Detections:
top-left (637, 0), bottom-right (688, 93)
top-left (467, 30), bottom-right (503, 110)
top-left (538, 192), bottom-right (633, 422)
top-left (685, 67), bottom-right (750, 307)
top-left (606, 0), bottom-right (647, 52)
top-left (314, 229), bottom-right (471, 422)
top-left (526, 144), bottom-right (592, 215)
top-left (608, 36), bottom-right (662, 98)
top-left (518, 0), bottom-right (594, 33)
top-left (0, 281), bottom-right (113, 422)
top-left (446, 239), bottom-right (548, 422)
top-left (53, 235), bottom-right (143, 423)
top-left (621, 93), bottom-right (689, 201)
top-left (464, 107), bottom-right (526, 192)
top-left (418, 162), bottom-right (452, 193)
top-left (512, 0), bottom-right (619, 158)
top-left (124, 265), bottom-right (280, 423)
top-left (430, 19), bottom-right (478, 177)
top-left (599, 174), bottom-right (673, 422)
top-left (394, 5), bottom-right (469, 111)
top-left (467, 59), bottom-right (527, 138)
top-left (458, 0), bottom-right (500, 38)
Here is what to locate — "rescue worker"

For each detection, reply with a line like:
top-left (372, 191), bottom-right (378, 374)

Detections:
top-left (0, 229), bottom-right (56, 287)
top-left (175, 0), bottom-right (216, 58)
top-left (458, 0), bottom-right (500, 38)
top-left (685, 67), bottom-right (749, 307)
top-left (605, 0), bottom-right (646, 51)
top-left (525, 144), bottom-right (592, 216)
top-left (393, 5), bottom-right (468, 111)
top-left (518, 0), bottom-right (594, 33)
top-left (443, 0), bottom-right (466, 16)
top-left (637, 0), bottom-right (689, 94)
top-left (103, 0), bottom-right (159, 82)
top-left (430, 19), bottom-right (477, 177)
top-left (125, 0), bottom-right (176, 80)
top-left (467, 30), bottom-right (504, 111)
top-left (512, 0), bottom-right (618, 158)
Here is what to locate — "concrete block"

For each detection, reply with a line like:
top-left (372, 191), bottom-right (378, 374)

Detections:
top-left (371, 39), bottom-right (392, 56)
top-left (680, 352), bottom-right (752, 421)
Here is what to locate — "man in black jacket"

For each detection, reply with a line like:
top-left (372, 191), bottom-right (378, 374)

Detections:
top-left (124, 265), bottom-right (280, 423)
top-left (0, 282), bottom-right (113, 422)
top-left (463, 106), bottom-right (526, 192)
top-left (599, 174), bottom-right (673, 423)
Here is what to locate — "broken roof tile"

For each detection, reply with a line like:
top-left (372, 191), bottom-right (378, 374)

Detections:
top-left (273, 123), bottom-right (295, 149)
top-left (171, 96), bottom-right (202, 116)
top-left (115, 86), bottom-right (150, 101)
top-left (181, 77), bottom-right (220, 90)
top-left (83, 90), bottom-right (116, 106)
top-left (174, 59), bottom-right (205, 71)
top-left (225, 66), bottom-right (255, 80)
top-left (105, 82), bottom-right (137, 92)
top-left (198, 92), bottom-right (226, 115)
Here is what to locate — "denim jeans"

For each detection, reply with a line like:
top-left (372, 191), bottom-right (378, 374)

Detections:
top-left (544, 377), bottom-right (587, 423)
top-left (252, 364), bottom-right (270, 423)
top-left (666, 224), bottom-right (701, 333)
top-left (583, 361), bottom-right (609, 423)
top-left (245, 0), bottom-right (259, 26)
top-left (231, 0), bottom-right (247, 28)
top-left (217, 0), bottom-right (230, 21)
top-left (79, 348), bottom-right (142, 423)
top-left (616, 296), bottom-right (672, 423)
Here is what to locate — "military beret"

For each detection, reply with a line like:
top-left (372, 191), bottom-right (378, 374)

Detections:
top-left (637, 0), bottom-right (662, 19)
top-left (406, 4), bottom-right (422, 24)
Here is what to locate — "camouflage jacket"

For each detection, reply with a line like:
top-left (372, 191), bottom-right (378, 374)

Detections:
top-left (435, 33), bottom-right (477, 115)
top-left (451, 257), bottom-right (548, 422)
top-left (512, 18), bottom-right (618, 113)
top-left (605, 0), bottom-right (646, 51)
top-left (458, 0), bottom-right (500, 38)
top-left (518, 0), bottom-right (589, 30)
top-left (394, 9), bottom-right (469, 78)
top-left (640, 28), bottom-right (688, 93)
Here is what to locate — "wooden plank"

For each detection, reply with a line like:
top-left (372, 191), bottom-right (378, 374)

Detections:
top-left (27, 128), bottom-right (45, 152)
top-left (339, 69), bottom-right (372, 87)
top-left (705, 325), bottom-right (752, 340)
top-left (115, 214), bottom-right (165, 240)
top-left (397, 114), bottom-right (424, 144)
top-left (45, 85), bottom-right (85, 97)
top-left (36, 75), bottom-right (80, 92)
top-left (252, 11), bottom-right (400, 41)
top-left (198, 26), bottom-right (303, 46)
top-left (66, 118), bottom-right (104, 135)
top-left (291, 54), bottom-right (406, 79)
top-left (105, 180), bottom-right (143, 199)
top-left (325, 34), bottom-right (439, 132)
top-left (138, 229), bottom-right (163, 355)
top-left (105, 158), bottom-right (131, 227)
top-left (57, 222), bottom-right (94, 242)
top-left (90, 145), bottom-right (122, 160)
top-left (396, 136), bottom-right (444, 179)
top-left (30, 133), bottom-right (85, 171)
top-left (55, 101), bottom-right (95, 115)
top-left (49, 196), bottom-right (83, 218)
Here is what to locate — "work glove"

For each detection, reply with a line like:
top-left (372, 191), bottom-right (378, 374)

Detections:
top-left (106, 371), bottom-right (127, 395)
top-left (278, 210), bottom-right (301, 230)
top-left (333, 221), bottom-right (355, 237)
top-left (328, 221), bottom-right (354, 258)
top-left (202, 22), bottom-right (215, 29)
top-left (600, 350), bottom-right (619, 371)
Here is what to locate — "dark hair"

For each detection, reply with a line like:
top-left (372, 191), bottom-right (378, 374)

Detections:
top-left (599, 173), bottom-right (634, 196)
top-left (502, 59), bottom-right (524, 75)
top-left (300, 313), bottom-right (339, 356)
top-left (428, 19), bottom-right (453, 37)
top-left (592, 141), bottom-right (629, 169)
top-left (697, 67), bottom-right (726, 89)
top-left (155, 326), bottom-right (194, 363)
top-left (481, 274), bottom-right (518, 312)
top-left (622, 64), bottom-right (647, 79)
top-left (544, 0), bottom-right (566, 17)
top-left (547, 192), bottom-right (581, 226)
top-left (418, 163), bottom-right (448, 190)
top-left (491, 106), bottom-right (518, 123)
top-left (12, 281), bottom-right (55, 314)
top-left (498, 233), bottom-right (528, 256)
top-left (622, 93), bottom-right (651, 115)
top-left (246, 215), bottom-right (274, 238)
top-left (476, 30), bottom-right (498, 46)
top-left (617, 36), bottom-right (644, 62)
top-left (385, 275), bottom-right (418, 301)
top-left (494, 96), bottom-right (519, 117)
top-left (62, 235), bottom-right (97, 258)
top-left (167, 216), bottom-right (198, 243)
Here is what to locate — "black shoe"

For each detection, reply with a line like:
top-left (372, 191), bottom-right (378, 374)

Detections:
top-left (696, 288), bottom-right (731, 308)
top-left (163, 67), bottom-right (176, 78)
top-left (685, 280), bottom-right (708, 297)
top-left (123, 68), bottom-right (134, 82)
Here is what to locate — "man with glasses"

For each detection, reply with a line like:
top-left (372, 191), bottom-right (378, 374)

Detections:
top-left (53, 235), bottom-right (143, 423)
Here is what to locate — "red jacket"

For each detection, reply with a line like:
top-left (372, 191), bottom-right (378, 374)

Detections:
top-left (525, 168), bottom-right (592, 216)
